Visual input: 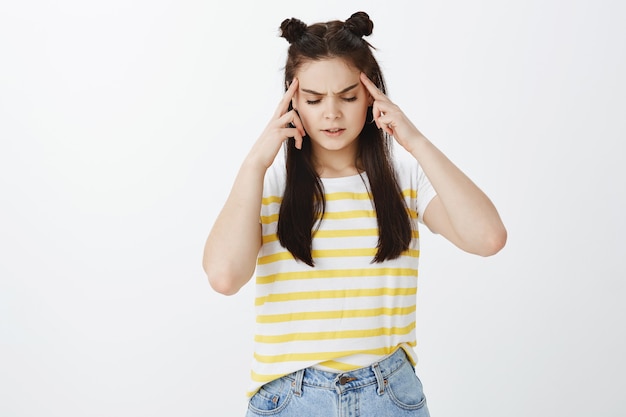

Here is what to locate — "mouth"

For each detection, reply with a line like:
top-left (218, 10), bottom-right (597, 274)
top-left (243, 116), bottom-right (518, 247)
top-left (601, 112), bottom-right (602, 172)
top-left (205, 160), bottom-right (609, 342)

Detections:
top-left (322, 128), bottom-right (345, 136)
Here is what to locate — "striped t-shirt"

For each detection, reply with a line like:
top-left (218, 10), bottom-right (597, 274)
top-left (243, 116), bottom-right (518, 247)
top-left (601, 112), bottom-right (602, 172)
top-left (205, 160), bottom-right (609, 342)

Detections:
top-left (248, 153), bottom-right (436, 397)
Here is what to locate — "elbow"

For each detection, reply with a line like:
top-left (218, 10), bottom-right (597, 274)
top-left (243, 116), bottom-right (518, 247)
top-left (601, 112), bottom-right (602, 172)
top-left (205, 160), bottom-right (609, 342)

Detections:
top-left (208, 276), bottom-right (241, 296)
top-left (477, 226), bottom-right (507, 257)
top-left (203, 262), bottom-right (246, 296)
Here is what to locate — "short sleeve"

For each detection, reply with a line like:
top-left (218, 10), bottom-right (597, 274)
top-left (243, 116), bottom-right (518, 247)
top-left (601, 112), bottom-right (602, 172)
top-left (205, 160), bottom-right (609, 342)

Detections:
top-left (260, 157), bottom-right (287, 224)
top-left (415, 161), bottom-right (436, 224)
top-left (393, 150), bottom-right (437, 224)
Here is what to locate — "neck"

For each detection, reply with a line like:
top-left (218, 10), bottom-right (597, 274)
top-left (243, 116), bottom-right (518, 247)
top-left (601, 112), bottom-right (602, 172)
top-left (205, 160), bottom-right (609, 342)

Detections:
top-left (312, 146), bottom-right (362, 178)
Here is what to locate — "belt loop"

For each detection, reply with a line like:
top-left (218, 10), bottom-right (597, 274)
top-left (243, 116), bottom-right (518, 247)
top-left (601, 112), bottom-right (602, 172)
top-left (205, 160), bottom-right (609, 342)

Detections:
top-left (372, 362), bottom-right (385, 395)
top-left (292, 369), bottom-right (304, 397)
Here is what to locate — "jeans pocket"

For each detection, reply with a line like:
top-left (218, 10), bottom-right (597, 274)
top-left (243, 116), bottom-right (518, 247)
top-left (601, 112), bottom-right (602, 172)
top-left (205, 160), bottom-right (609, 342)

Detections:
top-left (385, 362), bottom-right (427, 411)
top-left (247, 376), bottom-right (294, 416)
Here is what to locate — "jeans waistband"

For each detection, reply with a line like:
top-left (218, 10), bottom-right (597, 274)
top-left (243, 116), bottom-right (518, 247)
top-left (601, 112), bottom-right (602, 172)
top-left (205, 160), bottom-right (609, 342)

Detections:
top-left (286, 348), bottom-right (411, 395)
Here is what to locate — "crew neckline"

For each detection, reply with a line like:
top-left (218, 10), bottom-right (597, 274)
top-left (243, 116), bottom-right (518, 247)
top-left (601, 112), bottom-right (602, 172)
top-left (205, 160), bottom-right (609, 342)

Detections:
top-left (319, 172), bottom-right (368, 184)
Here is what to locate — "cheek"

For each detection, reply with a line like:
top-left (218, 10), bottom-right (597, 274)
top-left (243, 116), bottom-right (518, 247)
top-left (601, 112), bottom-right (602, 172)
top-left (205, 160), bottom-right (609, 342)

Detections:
top-left (352, 104), bottom-right (369, 124)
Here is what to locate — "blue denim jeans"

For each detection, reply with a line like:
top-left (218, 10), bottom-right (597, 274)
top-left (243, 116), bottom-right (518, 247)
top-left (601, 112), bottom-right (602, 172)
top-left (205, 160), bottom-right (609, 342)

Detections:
top-left (246, 348), bottom-right (430, 417)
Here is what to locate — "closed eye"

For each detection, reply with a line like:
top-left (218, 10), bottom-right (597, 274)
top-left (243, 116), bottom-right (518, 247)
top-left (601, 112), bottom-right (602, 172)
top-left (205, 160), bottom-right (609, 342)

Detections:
top-left (305, 97), bottom-right (357, 105)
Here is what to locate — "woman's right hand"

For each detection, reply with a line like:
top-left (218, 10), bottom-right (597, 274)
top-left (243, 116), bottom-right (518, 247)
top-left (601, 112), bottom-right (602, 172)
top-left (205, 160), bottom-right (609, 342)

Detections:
top-left (248, 78), bottom-right (305, 170)
top-left (203, 79), bottom-right (305, 295)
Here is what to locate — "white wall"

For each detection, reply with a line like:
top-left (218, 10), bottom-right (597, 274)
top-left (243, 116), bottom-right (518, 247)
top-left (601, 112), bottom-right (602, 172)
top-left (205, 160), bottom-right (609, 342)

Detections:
top-left (1, 1), bottom-right (624, 416)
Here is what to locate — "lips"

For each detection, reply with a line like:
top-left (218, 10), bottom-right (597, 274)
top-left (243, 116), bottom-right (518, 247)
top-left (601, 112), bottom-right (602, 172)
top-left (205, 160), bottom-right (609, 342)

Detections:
top-left (321, 128), bottom-right (345, 137)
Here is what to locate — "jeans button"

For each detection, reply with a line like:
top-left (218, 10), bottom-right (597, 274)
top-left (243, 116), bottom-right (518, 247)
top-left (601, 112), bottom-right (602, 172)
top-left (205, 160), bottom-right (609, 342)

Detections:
top-left (339, 376), bottom-right (356, 385)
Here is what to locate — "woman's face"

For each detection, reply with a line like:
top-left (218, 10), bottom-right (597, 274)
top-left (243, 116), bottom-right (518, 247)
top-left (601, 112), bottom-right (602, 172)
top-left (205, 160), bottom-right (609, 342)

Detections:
top-left (292, 58), bottom-right (372, 157)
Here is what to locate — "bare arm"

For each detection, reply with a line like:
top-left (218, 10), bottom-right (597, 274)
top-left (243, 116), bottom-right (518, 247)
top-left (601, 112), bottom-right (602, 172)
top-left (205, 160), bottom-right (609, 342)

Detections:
top-left (361, 73), bottom-right (507, 256)
top-left (202, 79), bottom-right (305, 295)
top-left (408, 137), bottom-right (507, 256)
top-left (202, 160), bottom-right (265, 295)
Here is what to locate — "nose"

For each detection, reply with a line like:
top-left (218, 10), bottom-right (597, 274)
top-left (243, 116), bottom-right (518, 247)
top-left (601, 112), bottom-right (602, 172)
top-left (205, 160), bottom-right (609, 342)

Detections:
top-left (324, 98), bottom-right (342, 119)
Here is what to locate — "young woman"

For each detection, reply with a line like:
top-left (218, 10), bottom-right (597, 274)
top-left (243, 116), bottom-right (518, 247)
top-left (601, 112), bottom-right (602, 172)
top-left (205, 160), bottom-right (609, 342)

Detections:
top-left (203, 11), bottom-right (506, 417)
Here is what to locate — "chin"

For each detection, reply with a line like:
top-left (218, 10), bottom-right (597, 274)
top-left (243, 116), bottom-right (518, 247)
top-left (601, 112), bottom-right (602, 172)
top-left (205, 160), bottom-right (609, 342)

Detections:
top-left (310, 134), bottom-right (358, 151)
top-left (313, 141), bottom-right (355, 152)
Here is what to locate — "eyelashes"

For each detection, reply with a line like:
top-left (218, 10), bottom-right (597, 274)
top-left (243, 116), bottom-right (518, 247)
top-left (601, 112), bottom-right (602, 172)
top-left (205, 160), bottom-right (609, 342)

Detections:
top-left (305, 97), bottom-right (358, 105)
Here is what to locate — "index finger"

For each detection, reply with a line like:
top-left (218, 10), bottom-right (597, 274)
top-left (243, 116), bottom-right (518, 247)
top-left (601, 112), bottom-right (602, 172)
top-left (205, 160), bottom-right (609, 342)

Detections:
top-left (360, 72), bottom-right (386, 100)
top-left (273, 78), bottom-right (299, 118)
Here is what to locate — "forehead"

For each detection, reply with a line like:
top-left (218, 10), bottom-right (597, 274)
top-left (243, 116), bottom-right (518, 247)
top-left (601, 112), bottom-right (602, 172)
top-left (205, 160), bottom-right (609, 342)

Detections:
top-left (296, 58), bottom-right (361, 92)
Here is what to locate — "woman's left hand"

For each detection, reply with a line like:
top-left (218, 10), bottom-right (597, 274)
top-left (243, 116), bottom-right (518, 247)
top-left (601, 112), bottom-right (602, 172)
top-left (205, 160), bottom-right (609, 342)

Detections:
top-left (361, 73), bottom-right (507, 257)
top-left (360, 72), bottom-right (424, 153)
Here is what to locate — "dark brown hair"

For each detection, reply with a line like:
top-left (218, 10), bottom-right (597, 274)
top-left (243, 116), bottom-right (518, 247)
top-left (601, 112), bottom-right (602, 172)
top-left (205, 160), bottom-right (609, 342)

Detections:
top-left (276, 11), bottom-right (412, 267)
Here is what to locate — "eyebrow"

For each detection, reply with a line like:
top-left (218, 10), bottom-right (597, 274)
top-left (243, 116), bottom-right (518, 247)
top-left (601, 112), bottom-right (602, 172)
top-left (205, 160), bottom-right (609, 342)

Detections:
top-left (301, 83), bottom-right (359, 96)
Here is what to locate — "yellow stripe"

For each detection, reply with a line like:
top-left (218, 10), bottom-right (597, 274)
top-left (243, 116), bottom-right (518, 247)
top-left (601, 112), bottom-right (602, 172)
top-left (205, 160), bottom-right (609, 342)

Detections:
top-left (254, 346), bottom-right (402, 364)
top-left (262, 209), bottom-right (416, 224)
top-left (262, 229), bottom-right (419, 244)
top-left (312, 229), bottom-right (419, 239)
top-left (313, 248), bottom-right (375, 257)
top-left (262, 234), bottom-right (279, 244)
top-left (256, 267), bottom-right (417, 285)
top-left (321, 210), bottom-right (376, 220)
top-left (255, 323), bottom-right (415, 344)
top-left (262, 228), bottom-right (379, 245)
top-left (258, 248), bottom-right (419, 265)
top-left (263, 229), bottom-right (377, 244)
top-left (258, 248), bottom-right (371, 265)
top-left (316, 228), bottom-right (377, 238)
top-left (321, 208), bottom-right (415, 220)
top-left (260, 213), bottom-right (279, 224)
top-left (255, 286), bottom-right (417, 306)
top-left (257, 251), bottom-right (295, 264)
top-left (256, 305), bottom-right (416, 323)
top-left (262, 195), bottom-right (283, 205)
top-left (402, 189), bottom-right (418, 199)
top-left (325, 191), bottom-right (372, 201)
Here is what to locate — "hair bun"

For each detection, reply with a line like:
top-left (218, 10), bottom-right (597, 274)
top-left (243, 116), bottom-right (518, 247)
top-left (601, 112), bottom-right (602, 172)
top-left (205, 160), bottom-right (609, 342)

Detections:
top-left (280, 18), bottom-right (307, 43)
top-left (344, 11), bottom-right (373, 37)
